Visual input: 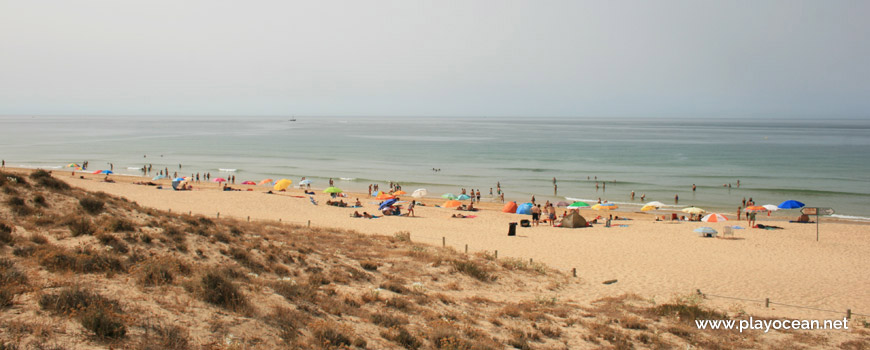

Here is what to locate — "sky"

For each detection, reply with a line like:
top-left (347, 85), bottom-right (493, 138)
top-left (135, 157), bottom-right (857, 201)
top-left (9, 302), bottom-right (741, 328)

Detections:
top-left (1, 0), bottom-right (869, 118)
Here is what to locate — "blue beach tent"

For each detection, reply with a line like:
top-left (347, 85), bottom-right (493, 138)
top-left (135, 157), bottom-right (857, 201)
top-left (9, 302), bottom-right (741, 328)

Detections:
top-left (516, 203), bottom-right (533, 215)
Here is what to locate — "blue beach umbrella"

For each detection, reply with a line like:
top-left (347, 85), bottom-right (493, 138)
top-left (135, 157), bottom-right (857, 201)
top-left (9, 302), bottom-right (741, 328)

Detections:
top-left (99, 170), bottom-right (113, 175)
top-left (379, 198), bottom-right (398, 210)
top-left (516, 203), bottom-right (533, 215)
top-left (456, 194), bottom-right (471, 200)
top-left (778, 200), bottom-right (805, 209)
top-left (152, 175), bottom-right (166, 180)
top-left (694, 227), bottom-right (717, 234)
top-left (173, 177), bottom-right (185, 182)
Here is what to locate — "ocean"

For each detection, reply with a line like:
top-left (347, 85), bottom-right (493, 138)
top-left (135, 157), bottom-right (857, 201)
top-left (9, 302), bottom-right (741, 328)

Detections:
top-left (2, 115), bottom-right (869, 220)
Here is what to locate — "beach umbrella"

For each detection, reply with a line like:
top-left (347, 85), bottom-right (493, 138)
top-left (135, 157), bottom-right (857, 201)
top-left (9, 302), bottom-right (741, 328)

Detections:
top-left (66, 163), bottom-right (80, 168)
top-left (299, 179), bottom-right (312, 185)
top-left (392, 190), bottom-right (407, 195)
top-left (442, 200), bottom-right (462, 208)
top-left (762, 204), bottom-right (779, 212)
top-left (92, 170), bottom-right (103, 174)
top-left (682, 207), bottom-right (706, 215)
top-left (778, 200), bottom-right (805, 209)
top-left (258, 179), bottom-right (274, 185)
top-left (173, 177), bottom-right (185, 182)
top-left (241, 181), bottom-right (256, 185)
top-left (152, 175), bottom-right (166, 181)
top-left (379, 198), bottom-right (398, 210)
top-left (595, 203), bottom-right (618, 210)
top-left (376, 192), bottom-right (395, 200)
top-left (323, 186), bottom-right (343, 194)
top-left (213, 177), bottom-right (227, 183)
top-left (171, 179), bottom-right (187, 190)
top-left (640, 205), bottom-right (657, 211)
top-left (456, 194), bottom-right (471, 200)
top-left (568, 201), bottom-right (589, 208)
top-left (412, 189), bottom-right (428, 198)
top-left (694, 227), bottom-right (718, 237)
top-left (441, 193), bottom-right (457, 200)
top-left (555, 201), bottom-right (570, 207)
top-left (516, 203), bottom-right (533, 215)
top-left (645, 201), bottom-right (666, 207)
top-left (701, 213), bottom-right (729, 222)
top-left (744, 206), bottom-right (768, 213)
top-left (274, 179), bottom-right (292, 190)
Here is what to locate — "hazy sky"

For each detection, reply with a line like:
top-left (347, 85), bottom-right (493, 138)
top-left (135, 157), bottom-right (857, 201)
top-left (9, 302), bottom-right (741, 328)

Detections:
top-left (1, 1), bottom-right (868, 118)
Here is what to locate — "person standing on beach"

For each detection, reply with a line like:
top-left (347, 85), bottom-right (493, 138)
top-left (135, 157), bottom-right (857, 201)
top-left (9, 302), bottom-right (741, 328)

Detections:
top-left (748, 211), bottom-right (757, 227)
top-left (737, 179), bottom-right (740, 187)
top-left (631, 191), bottom-right (635, 200)
top-left (1, 160), bottom-right (4, 168)
top-left (737, 206), bottom-right (742, 220)
top-left (531, 195), bottom-right (536, 205)
top-left (368, 184), bottom-right (372, 197)
top-left (408, 200), bottom-right (416, 217)
top-left (476, 189), bottom-right (481, 202)
top-left (553, 177), bottom-right (556, 185)
top-left (531, 205), bottom-right (542, 226)
top-left (329, 178), bottom-right (334, 186)
top-left (554, 183), bottom-right (557, 195)
top-left (595, 182), bottom-right (599, 190)
top-left (674, 194), bottom-right (679, 203)
top-left (499, 193), bottom-right (505, 203)
top-left (692, 184), bottom-right (696, 192)
top-left (490, 188), bottom-right (493, 196)
top-left (548, 205), bottom-right (556, 226)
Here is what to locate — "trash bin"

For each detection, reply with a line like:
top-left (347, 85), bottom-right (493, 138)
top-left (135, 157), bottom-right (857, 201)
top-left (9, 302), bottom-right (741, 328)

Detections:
top-left (508, 222), bottom-right (518, 236)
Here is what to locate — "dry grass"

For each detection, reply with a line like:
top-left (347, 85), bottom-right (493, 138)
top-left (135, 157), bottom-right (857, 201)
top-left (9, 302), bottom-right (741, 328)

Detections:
top-left (0, 168), bottom-right (861, 349)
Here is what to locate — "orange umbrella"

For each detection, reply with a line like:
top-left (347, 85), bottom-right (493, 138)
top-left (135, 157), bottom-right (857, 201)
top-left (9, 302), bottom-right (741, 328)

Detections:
top-left (442, 200), bottom-right (462, 208)
top-left (744, 206), bottom-right (768, 213)
top-left (258, 179), bottom-right (274, 185)
top-left (376, 192), bottom-right (396, 200)
top-left (392, 190), bottom-right (407, 195)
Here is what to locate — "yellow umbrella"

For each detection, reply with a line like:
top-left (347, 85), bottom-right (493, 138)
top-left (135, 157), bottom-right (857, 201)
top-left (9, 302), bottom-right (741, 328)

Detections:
top-left (442, 200), bottom-right (462, 208)
top-left (273, 179), bottom-right (293, 191)
top-left (681, 207), bottom-right (706, 215)
top-left (593, 203), bottom-right (618, 210)
top-left (641, 205), bottom-right (658, 211)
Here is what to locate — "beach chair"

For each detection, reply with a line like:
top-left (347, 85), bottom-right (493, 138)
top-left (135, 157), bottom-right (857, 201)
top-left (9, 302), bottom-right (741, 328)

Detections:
top-left (722, 226), bottom-right (733, 238)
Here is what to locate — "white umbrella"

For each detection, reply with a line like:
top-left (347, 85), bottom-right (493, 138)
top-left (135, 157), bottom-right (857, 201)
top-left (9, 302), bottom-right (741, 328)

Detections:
top-left (762, 204), bottom-right (779, 212)
top-left (682, 207), bottom-right (706, 215)
top-left (645, 201), bottom-right (666, 207)
top-left (411, 189), bottom-right (428, 198)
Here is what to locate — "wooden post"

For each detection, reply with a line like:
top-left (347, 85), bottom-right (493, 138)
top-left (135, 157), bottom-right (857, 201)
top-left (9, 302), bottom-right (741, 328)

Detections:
top-left (765, 298), bottom-right (770, 308)
top-left (217, 212), bottom-right (220, 218)
top-left (529, 258), bottom-right (533, 264)
top-left (307, 220), bottom-right (310, 227)
top-left (465, 244), bottom-right (468, 254)
top-left (189, 211), bottom-right (191, 215)
top-left (494, 250), bottom-right (498, 259)
top-left (572, 268), bottom-right (577, 277)
top-left (168, 208), bottom-right (171, 213)
top-left (247, 216), bottom-right (250, 222)
top-left (278, 218), bottom-right (281, 222)
top-left (847, 309), bottom-right (851, 319)
top-left (442, 237), bottom-right (445, 247)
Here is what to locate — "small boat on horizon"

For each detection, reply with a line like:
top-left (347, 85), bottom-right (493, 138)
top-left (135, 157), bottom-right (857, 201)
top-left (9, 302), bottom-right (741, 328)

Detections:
top-left (288, 117), bottom-right (297, 121)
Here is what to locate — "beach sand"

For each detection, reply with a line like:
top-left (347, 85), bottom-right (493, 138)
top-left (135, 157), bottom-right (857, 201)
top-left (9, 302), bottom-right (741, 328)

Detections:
top-left (28, 168), bottom-right (870, 320)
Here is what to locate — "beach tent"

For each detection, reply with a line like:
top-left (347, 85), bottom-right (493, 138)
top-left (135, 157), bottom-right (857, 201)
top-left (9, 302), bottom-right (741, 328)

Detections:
top-left (442, 200), bottom-right (462, 208)
top-left (516, 203), bottom-right (533, 215)
top-left (502, 201), bottom-right (518, 213)
top-left (412, 189), bottom-right (428, 198)
top-left (560, 211), bottom-right (588, 228)
top-left (274, 179), bottom-right (292, 190)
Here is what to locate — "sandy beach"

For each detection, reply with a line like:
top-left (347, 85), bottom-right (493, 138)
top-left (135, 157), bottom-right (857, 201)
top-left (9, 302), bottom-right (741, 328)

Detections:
top-left (19, 168), bottom-right (866, 321)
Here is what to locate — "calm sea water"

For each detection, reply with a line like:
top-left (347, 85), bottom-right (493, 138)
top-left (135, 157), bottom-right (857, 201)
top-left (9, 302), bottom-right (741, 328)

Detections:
top-left (2, 116), bottom-right (869, 220)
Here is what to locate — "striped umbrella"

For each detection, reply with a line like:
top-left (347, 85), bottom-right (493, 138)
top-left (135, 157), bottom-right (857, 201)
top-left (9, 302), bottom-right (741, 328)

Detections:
top-left (593, 203), bottom-right (618, 210)
top-left (744, 206), bottom-right (768, 213)
top-left (701, 213), bottom-right (729, 222)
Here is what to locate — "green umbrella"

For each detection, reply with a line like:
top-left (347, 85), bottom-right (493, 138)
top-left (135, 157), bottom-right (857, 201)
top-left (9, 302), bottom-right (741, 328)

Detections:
top-left (568, 201), bottom-right (589, 208)
top-left (323, 187), bottom-right (343, 194)
top-left (441, 193), bottom-right (457, 200)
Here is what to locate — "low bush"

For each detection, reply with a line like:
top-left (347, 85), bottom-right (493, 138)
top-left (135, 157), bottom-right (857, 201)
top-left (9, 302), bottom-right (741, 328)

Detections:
top-left (451, 260), bottom-right (494, 282)
top-left (198, 272), bottom-right (249, 312)
top-left (0, 222), bottom-right (13, 246)
top-left (30, 170), bottom-right (70, 191)
top-left (79, 198), bottom-right (105, 215)
top-left (40, 285), bottom-right (126, 338)
top-left (68, 217), bottom-right (95, 237)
